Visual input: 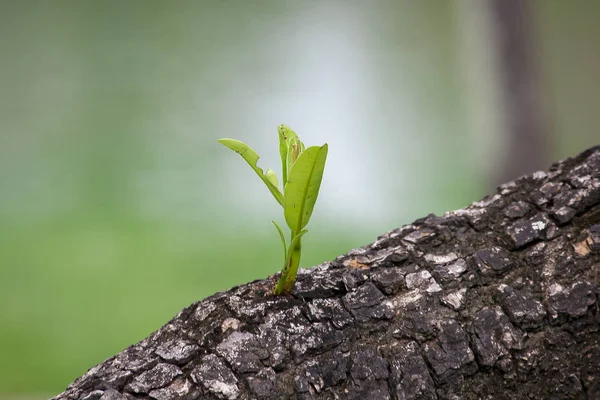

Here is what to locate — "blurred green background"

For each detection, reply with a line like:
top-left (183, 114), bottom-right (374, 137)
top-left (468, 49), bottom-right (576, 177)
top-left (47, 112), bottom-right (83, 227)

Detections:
top-left (1, 1), bottom-right (599, 398)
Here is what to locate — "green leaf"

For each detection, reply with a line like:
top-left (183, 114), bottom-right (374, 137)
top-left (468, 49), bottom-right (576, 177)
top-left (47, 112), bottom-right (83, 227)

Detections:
top-left (284, 144), bottom-right (328, 232)
top-left (218, 138), bottom-right (284, 207)
top-left (272, 220), bottom-right (287, 265)
top-left (278, 125), bottom-right (298, 186)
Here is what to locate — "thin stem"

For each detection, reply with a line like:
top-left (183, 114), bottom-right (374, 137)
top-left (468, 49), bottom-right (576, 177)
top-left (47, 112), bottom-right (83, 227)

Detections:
top-left (274, 230), bottom-right (302, 295)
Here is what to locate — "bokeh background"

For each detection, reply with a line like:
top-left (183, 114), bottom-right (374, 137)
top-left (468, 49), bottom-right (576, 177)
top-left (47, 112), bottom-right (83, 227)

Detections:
top-left (1, 1), bottom-right (598, 398)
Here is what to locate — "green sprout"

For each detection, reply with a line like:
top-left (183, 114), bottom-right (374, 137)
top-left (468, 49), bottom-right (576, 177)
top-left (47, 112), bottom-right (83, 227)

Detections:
top-left (218, 125), bottom-right (328, 295)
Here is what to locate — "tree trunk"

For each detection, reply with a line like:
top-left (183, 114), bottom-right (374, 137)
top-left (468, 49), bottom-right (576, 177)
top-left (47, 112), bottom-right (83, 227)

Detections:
top-left (52, 146), bottom-right (600, 400)
top-left (489, 0), bottom-right (552, 185)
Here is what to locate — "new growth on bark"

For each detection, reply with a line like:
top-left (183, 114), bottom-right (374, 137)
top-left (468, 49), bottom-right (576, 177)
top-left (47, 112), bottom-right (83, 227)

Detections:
top-left (53, 146), bottom-right (600, 400)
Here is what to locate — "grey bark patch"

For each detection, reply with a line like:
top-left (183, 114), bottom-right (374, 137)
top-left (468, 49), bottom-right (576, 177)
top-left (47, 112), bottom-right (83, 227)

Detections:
top-left (403, 228), bottom-right (437, 244)
top-left (258, 307), bottom-right (311, 341)
top-left (423, 321), bottom-right (476, 382)
top-left (193, 302), bottom-right (216, 322)
top-left (96, 369), bottom-right (132, 390)
top-left (292, 265), bottom-right (346, 298)
top-left (386, 247), bottom-right (410, 264)
top-left (124, 363), bottom-right (182, 394)
top-left (497, 285), bottom-right (546, 330)
top-left (471, 306), bottom-right (523, 368)
top-left (342, 269), bottom-right (368, 290)
top-left (554, 177), bottom-right (600, 213)
top-left (148, 377), bottom-right (199, 400)
top-left (306, 298), bottom-right (353, 329)
top-left (546, 280), bottom-right (598, 322)
top-left (296, 351), bottom-right (350, 393)
top-left (473, 246), bottom-right (515, 277)
top-left (216, 331), bottom-right (267, 374)
top-left (550, 205), bottom-right (577, 225)
top-left (294, 374), bottom-right (311, 394)
top-left (523, 241), bottom-right (547, 266)
top-left (529, 190), bottom-right (548, 207)
top-left (225, 295), bottom-right (268, 319)
top-left (81, 390), bottom-right (103, 400)
top-left (539, 181), bottom-right (563, 197)
top-left (112, 346), bottom-right (158, 374)
top-left (448, 206), bottom-right (487, 229)
top-left (191, 354), bottom-right (240, 400)
top-left (506, 213), bottom-right (550, 249)
top-left (289, 322), bottom-right (344, 362)
top-left (347, 380), bottom-right (390, 400)
top-left (257, 323), bottom-right (289, 371)
top-left (423, 252), bottom-right (458, 265)
top-left (100, 390), bottom-right (128, 400)
top-left (405, 270), bottom-right (442, 293)
top-left (590, 224), bottom-right (600, 252)
top-left (155, 340), bottom-right (199, 364)
top-left (343, 282), bottom-right (394, 322)
top-left (392, 310), bottom-right (439, 342)
top-left (246, 367), bottom-right (277, 398)
top-left (503, 201), bottom-right (531, 219)
top-left (350, 348), bottom-right (388, 380)
top-left (371, 267), bottom-right (405, 295)
top-left (441, 288), bottom-right (468, 311)
top-left (348, 348), bottom-right (390, 400)
top-left (434, 258), bottom-right (467, 281)
top-left (221, 317), bottom-right (241, 332)
top-left (384, 341), bottom-right (436, 400)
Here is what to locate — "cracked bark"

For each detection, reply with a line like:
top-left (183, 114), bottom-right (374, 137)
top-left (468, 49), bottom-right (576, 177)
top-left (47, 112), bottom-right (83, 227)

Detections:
top-left (52, 146), bottom-right (600, 400)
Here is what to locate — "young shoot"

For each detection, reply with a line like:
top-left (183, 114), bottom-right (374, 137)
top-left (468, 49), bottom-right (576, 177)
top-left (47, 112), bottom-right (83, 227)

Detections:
top-left (218, 125), bottom-right (328, 295)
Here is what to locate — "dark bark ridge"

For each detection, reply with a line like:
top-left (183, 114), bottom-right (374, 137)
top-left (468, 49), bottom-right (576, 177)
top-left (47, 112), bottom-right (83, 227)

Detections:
top-left (53, 146), bottom-right (600, 400)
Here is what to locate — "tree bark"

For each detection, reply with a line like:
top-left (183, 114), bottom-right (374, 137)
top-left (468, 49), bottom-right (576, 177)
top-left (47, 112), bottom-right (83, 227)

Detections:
top-left (52, 146), bottom-right (600, 400)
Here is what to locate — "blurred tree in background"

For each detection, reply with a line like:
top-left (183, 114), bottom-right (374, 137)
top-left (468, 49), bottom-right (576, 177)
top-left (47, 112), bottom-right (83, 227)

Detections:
top-left (0, 1), bottom-right (598, 397)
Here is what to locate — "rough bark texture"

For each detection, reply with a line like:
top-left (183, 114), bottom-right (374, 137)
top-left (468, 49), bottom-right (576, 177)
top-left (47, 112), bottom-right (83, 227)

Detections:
top-left (53, 146), bottom-right (600, 400)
